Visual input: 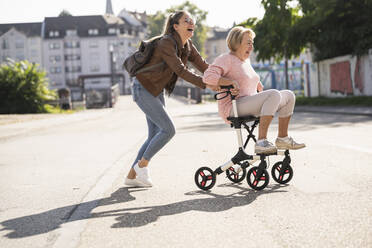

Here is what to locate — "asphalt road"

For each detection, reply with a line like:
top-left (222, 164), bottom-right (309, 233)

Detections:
top-left (0, 96), bottom-right (371, 248)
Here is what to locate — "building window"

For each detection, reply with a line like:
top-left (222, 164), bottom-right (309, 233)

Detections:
top-left (49, 42), bottom-right (60, 50)
top-left (66, 29), bottom-right (77, 36)
top-left (16, 55), bottom-right (25, 61)
top-left (50, 81), bottom-right (63, 86)
top-left (108, 28), bottom-right (117, 35)
top-left (88, 29), bottom-right (99, 35)
top-left (49, 30), bottom-right (59, 37)
top-left (15, 40), bottom-right (24, 49)
top-left (2, 39), bottom-right (9, 49)
top-left (31, 49), bottom-right (39, 57)
top-left (65, 66), bottom-right (81, 73)
top-left (90, 65), bottom-right (100, 72)
top-left (50, 67), bottom-right (62, 74)
top-left (64, 41), bottom-right (80, 48)
top-left (49, 55), bottom-right (61, 63)
top-left (65, 54), bottom-right (81, 61)
top-left (66, 78), bottom-right (79, 86)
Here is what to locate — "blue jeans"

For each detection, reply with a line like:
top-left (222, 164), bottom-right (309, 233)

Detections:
top-left (131, 78), bottom-right (175, 167)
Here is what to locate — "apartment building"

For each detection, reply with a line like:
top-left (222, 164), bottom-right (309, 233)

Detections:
top-left (0, 1), bottom-right (146, 99)
top-left (0, 22), bottom-right (43, 65)
top-left (42, 13), bottom-right (146, 99)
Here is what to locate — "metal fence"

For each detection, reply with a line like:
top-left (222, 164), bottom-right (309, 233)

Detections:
top-left (255, 65), bottom-right (308, 96)
top-left (172, 85), bottom-right (202, 103)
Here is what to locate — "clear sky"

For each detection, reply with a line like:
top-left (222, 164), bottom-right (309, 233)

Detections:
top-left (0, 0), bottom-right (265, 28)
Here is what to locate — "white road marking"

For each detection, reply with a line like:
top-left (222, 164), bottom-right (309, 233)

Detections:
top-left (329, 143), bottom-right (372, 155)
top-left (292, 166), bottom-right (356, 193)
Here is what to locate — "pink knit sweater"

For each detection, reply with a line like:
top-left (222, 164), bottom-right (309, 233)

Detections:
top-left (203, 53), bottom-right (260, 122)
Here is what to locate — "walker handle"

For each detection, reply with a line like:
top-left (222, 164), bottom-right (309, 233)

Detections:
top-left (214, 85), bottom-right (236, 100)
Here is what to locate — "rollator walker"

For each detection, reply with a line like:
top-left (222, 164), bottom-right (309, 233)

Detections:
top-left (194, 85), bottom-right (294, 191)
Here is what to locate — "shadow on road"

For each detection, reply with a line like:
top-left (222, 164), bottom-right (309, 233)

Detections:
top-left (0, 184), bottom-right (287, 238)
top-left (176, 111), bottom-right (372, 133)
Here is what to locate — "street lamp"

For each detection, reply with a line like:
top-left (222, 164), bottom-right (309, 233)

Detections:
top-left (109, 44), bottom-right (114, 85)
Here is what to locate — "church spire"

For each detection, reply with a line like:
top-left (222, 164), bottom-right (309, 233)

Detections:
top-left (106, 0), bottom-right (114, 15)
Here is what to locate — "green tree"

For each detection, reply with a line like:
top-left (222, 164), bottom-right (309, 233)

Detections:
top-left (147, 1), bottom-right (208, 55)
top-left (241, 0), bottom-right (302, 89)
top-left (294, 0), bottom-right (372, 61)
top-left (0, 60), bottom-right (56, 114)
top-left (58, 9), bottom-right (72, 17)
top-left (147, 11), bottom-right (167, 38)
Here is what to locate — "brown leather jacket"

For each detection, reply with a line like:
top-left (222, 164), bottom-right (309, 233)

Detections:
top-left (136, 32), bottom-right (209, 97)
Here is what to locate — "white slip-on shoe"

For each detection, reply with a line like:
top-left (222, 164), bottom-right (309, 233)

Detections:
top-left (124, 177), bottom-right (148, 187)
top-left (133, 164), bottom-right (153, 187)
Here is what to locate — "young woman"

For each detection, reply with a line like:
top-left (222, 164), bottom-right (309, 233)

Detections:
top-left (125, 11), bottom-right (234, 187)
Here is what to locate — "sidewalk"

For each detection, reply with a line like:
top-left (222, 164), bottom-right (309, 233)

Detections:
top-left (0, 109), bottom-right (112, 141)
top-left (294, 105), bottom-right (372, 117)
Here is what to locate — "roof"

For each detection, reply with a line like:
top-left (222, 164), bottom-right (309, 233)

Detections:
top-left (44, 15), bottom-right (107, 38)
top-left (208, 27), bottom-right (230, 41)
top-left (0, 22), bottom-right (42, 37)
top-left (118, 9), bottom-right (143, 27)
top-left (43, 14), bottom-right (144, 39)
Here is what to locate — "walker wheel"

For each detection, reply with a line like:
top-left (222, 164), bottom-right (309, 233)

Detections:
top-left (226, 165), bottom-right (247, 183)
top-left (271, 161), bottom-right (293, 184)
top-left (246, 166), bottom-right (270, 190)
top-left (194, 167), bottom-right (216, 191)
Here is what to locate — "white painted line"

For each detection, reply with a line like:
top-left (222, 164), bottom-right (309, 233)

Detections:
top-left (330, 143), bottom-right (372, 155)
top-left (292, 166), bottom-right (356, 193)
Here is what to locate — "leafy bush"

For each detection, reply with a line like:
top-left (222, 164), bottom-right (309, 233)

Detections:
top-left (0, 60), bottom-right (56, 114)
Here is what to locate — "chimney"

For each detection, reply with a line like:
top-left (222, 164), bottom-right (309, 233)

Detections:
top-left (106, 0), bottom-right (114, 15)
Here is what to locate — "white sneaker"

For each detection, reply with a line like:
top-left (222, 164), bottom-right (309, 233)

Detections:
top-left (133, 163), bottom-right (153, 187)
top-left (124, 177), bottom-right (149, 187)
top-left (255, 139), bottom-right (277, 154)
top-left (275, 136), bottom-right (306, 150)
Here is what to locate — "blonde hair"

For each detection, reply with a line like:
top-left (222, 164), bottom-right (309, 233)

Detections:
top-left (226, 26), bottom-right (256, 52)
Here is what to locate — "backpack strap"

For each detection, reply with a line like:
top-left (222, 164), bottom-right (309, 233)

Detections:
top-left (135, 35), bottom-right (178, 75)
top-left (135, 62), bottom-right (165, 74)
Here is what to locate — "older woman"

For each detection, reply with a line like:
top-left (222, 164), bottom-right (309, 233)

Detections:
top-left (203, 26), bottom-right (305, 154)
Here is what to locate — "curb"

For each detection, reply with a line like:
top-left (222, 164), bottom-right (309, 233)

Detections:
top-left (294, 106), bottom-right (372, 117)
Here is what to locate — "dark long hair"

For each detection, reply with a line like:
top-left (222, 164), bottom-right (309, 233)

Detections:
top-left (162, 10), bottom-right (190, 95)
top-left (162, 10), bottom-right (187, 35)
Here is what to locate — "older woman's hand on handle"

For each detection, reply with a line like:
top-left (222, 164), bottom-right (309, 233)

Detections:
top-left (230, 81), bottom-right (240, 96)
top-left (217, 77), bottom-right (240, 95)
